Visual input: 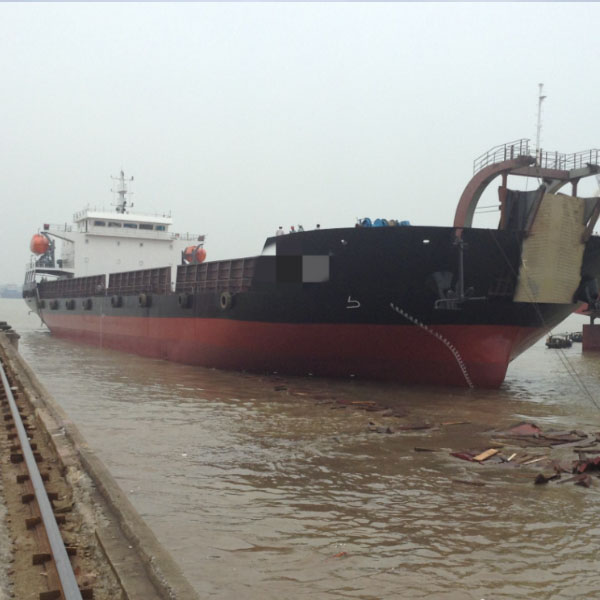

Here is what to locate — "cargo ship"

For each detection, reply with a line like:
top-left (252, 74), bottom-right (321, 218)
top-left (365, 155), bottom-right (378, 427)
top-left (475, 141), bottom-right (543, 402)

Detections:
top-left (23, 141), bottom-right (600, 388)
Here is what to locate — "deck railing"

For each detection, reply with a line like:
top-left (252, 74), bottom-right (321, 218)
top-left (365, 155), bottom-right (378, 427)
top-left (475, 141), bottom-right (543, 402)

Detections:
top-left (473, 139), bottom-right (531, 174)
top-left (473, 139), bottom-right (600, 175)
top-left (537, 148), bottom-right (600, 171)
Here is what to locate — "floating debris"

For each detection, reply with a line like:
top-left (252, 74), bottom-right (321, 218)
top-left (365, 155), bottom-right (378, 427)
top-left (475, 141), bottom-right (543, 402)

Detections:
top-left (574, 455), bottom-right (600, 473)
top-left (521, 456), bottom-right (548, 466)
top-left (367, 421), bottom-right (394, 434)
top-left (493, 422), bottom-right (589, 447)
top-left (450, 451), bottom-right (476, 462)
top-left (473, 448), bottom-right (499, 462)
top-left (575, 474), bottom-right (593, 488)
top-left (534, 472), bottom-right (561, 485)
top-left (500, 422), bottom-right (543, 437)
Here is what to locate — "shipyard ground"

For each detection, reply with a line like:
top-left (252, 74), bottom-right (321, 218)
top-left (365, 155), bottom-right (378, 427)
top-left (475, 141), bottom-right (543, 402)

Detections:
top-left (0, 329), bottom-right (198, 600)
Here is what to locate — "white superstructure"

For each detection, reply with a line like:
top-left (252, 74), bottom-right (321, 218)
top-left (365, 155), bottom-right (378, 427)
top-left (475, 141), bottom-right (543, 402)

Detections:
top-left (30, 171), bottom-right (203, 283)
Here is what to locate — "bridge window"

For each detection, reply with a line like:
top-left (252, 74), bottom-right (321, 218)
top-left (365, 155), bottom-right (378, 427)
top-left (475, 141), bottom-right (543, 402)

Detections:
top-left (156, 225), bottom-right (166, 231)
top-left (139, 224), bottom-right (154, 230)
top-left (93, 220), bottom-right (106, 226)
top-left (123, 223), bottom-right (137, 229)
top-left (108, 222), bottom-right (122, 227)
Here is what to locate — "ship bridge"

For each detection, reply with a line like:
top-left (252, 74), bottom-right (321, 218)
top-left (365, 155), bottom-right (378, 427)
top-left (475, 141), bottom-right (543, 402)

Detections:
top-left (29, 171), bottom-right (203, 280)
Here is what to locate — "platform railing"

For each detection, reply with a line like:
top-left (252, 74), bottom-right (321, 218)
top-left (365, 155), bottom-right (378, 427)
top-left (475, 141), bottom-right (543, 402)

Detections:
top-left (44, 223), bottom-right (73, 233)
top-left (473, 140), bottom-right (600, 175)
top-left (537, 148), bottom-right (600, 171)
top-left (473, 139), bottom-right (531, 174)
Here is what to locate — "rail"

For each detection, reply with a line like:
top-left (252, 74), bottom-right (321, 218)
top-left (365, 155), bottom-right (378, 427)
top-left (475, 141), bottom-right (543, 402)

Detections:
top-left (537, 148), bottom-right (600, 171)
top-left (43, 222), bottom-right (201, 242)
top-left (43, 223), bottom-right (73, 233)
top-left (473, 139), bottom-right (600, 176)
top-left (473, 139), bottom-right (531, 174)
top-left (0, 359), bottom-right (83, 599)
top-left (73, 207), bottom-right (173, 220)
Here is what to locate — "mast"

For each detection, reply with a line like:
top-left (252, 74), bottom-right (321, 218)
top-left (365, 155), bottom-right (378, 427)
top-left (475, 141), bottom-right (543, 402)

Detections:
top-left (535, 83), bottom-right (546, 165)
top-left (111, 170), bottom-right (134, 214)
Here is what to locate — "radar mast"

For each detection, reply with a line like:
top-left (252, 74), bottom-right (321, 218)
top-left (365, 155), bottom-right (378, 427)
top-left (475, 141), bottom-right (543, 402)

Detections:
top-left (111, 170), bottom-right (134, 214)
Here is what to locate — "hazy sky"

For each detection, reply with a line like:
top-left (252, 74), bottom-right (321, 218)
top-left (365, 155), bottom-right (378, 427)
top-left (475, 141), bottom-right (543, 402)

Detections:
top-left (1, 2), bottom-right (599, 284)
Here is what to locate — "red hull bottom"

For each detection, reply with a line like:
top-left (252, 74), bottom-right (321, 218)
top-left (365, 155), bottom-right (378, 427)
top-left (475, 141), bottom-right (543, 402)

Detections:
top-left (40, 314), bottom-right (544, 388)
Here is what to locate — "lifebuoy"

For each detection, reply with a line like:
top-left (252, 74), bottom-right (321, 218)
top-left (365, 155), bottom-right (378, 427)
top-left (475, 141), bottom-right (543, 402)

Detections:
top-left (50, 300), bottom-right (59, 310)
top-left (66, 299), bottom-right (76, 310)
top-left (219, 291), bottom-right (232, 310)
top-left (111, 295), bottom-right (123, 308)
top-left (83, 298), bottom-right (93, 310)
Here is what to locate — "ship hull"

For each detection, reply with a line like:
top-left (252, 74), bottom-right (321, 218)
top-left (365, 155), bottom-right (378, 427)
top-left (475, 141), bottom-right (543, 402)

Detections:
top-left (25, 225), bottom-right (599, 388)
top-left (26, 297), bottom-right (571, 389)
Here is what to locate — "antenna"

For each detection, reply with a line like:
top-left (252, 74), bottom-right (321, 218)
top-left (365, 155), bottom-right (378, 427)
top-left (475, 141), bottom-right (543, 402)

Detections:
top-left (110, 170), bottom-right (134, 213)
top-left (535, 83), bottom-right (546, 165)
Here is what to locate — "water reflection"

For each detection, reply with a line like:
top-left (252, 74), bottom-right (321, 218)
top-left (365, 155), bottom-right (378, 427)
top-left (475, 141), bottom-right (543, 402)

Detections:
top-left (3, 300), bottom-right (600, 599)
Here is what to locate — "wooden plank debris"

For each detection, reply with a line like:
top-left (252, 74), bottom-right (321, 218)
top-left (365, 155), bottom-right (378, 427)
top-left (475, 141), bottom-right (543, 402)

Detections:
top-left (521, 457), bottom-right (547, 466)
top-left (473, 448), bottom-right (499, 462)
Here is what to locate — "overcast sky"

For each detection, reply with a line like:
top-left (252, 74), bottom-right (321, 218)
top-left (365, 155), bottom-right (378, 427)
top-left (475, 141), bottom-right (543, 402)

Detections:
top-left (1, 2), bottom-right (599, 284)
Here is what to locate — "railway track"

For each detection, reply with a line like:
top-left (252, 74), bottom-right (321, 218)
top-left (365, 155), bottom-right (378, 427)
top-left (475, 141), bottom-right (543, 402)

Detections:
top-left (0, 357), bottom-right (92, 600)
top-left (0, 329), bottom-right (200, 600)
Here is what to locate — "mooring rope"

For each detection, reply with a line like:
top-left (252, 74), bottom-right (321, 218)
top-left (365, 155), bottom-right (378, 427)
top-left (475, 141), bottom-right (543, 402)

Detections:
top-left (390, 303), bottom-right (474, 389)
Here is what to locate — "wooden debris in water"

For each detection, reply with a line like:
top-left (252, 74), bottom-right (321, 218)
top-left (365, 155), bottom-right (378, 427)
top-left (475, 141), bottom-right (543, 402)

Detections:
top-left (473, 448), bottom-right (499, 462)
top-left (521, 456), bottom-right (547, 466)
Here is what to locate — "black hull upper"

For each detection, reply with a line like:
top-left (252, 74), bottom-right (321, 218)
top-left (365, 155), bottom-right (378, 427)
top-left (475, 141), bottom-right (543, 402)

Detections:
top-left (22, 225), bottom-right (599, 388)
top-left (26, 225), bottom-right (598, 328)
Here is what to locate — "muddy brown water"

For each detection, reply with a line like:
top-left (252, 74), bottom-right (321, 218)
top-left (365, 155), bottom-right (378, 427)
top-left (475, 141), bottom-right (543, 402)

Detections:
top-left (2, 298), bottom-right (600, 599)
